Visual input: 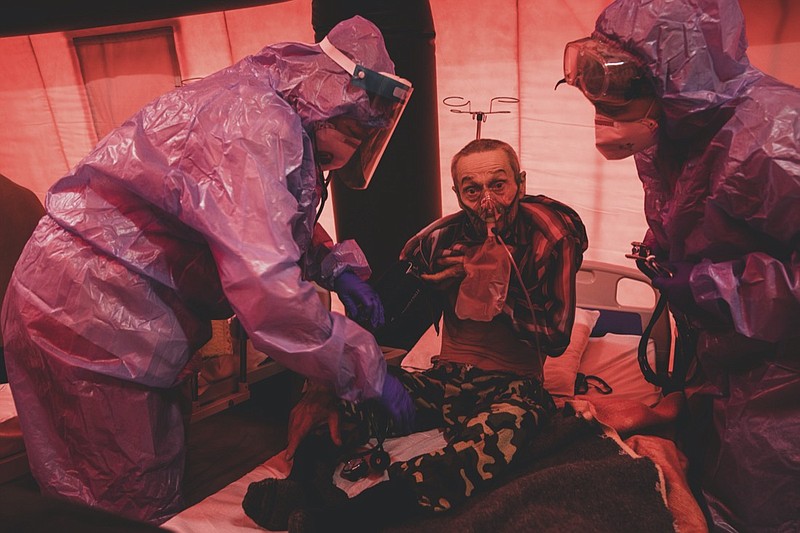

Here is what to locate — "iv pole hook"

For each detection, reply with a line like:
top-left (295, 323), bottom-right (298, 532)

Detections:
top-left (443, 96), bottom-right (519, 139)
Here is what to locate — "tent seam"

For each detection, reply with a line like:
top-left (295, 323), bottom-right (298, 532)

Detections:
top-left (28, 35), bottom-right (70, 173)
top-left (222, 10), bottom-right (234, 65)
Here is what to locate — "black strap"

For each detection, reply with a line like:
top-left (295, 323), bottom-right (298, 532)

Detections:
top-left (638, 293), bottom-right (697, 393)
top-left (574, 373), bottom-right (613, 395)
top-left (638, 293), bottom-right (671, 389)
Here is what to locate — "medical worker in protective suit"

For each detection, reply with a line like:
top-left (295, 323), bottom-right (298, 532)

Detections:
top-left (0, 16), bottom-right (415, 524)
top-left (559, 0), bottom-right (800, 531)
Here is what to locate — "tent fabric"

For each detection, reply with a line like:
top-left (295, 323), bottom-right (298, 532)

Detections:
top-left (1, 1), bottom-right (799, 264)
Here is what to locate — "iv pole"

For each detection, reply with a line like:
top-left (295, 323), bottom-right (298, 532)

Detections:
top-left (443, 96), bottom-right (519, 139)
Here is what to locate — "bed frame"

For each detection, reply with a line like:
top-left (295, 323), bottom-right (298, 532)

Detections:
top-left (576, 260), bottom-right (671, 376)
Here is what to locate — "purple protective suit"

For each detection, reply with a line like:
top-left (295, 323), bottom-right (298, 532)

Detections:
top-left (595, 1), bottom-right (800, 531)
top-left (0, 16), bottom-right (394, 524)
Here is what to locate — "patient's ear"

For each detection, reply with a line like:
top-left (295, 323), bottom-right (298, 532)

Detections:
top-left (518, 171), bottom-right (527, 197)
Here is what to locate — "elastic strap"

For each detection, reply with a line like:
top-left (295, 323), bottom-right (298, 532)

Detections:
top-left (319, 37), bottom-right (357, 75)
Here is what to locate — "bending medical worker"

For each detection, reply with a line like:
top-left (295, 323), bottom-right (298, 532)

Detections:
top-left (558, 0), bottom-right (800, 531)
top-left (1, 16), bottom-right (414, 524)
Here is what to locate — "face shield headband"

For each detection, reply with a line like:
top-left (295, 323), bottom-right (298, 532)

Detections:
top-left (560, 37), bottom-right (648, 105)
top-left (318, 37), bottom-right (413, 189)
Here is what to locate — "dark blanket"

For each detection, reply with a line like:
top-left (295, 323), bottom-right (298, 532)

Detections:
top-left (383, 410), bottom-right (676, 533)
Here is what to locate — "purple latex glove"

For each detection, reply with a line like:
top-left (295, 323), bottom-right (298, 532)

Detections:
top-left (333, 271), bottom-right (385, 330)
top-left (380, 373), bottom-right (416, 434)
top-left (652, 262), bottom-right (697, 315)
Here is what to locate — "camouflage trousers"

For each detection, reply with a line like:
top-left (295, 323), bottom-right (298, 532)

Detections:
top-left (344, 360), bottom-right (555, 512)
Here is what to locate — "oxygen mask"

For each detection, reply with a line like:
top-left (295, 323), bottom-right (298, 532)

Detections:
top-left (478, 191), bottom-right (498, 232)
top-left (456, 191), bottom-right (510, 322)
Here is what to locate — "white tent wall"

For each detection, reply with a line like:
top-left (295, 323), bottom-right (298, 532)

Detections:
top-left (0, 2), bottom-right (313, 199)
top-left (0, 0), bottom-right (798, 267)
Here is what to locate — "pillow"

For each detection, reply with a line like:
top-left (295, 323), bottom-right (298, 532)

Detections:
top-left (543, 308), bottom-right (601, 396)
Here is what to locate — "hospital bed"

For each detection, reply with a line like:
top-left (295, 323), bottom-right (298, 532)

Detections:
top-left (164, 260), bottom-right (709, 533)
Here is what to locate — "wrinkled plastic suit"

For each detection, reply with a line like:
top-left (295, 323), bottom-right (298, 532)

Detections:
top-left (596, 1), bottom-right (800, 530)
top-left (0, 16), bottom-right (393, 524)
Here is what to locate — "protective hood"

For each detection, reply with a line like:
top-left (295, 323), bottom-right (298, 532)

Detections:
top-left (594, 0), bottom-right (761, 138)
top-left (259, 15), bottom-right (397, 131)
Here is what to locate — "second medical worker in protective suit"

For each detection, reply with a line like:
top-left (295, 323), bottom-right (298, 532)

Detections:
top-left (559, 0), bottom-right (800, 531)
top-left (1, 16), bottom-right (414, 525)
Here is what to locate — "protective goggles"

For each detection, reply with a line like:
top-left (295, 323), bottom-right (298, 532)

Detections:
top-left (561, 37), bottom-right (646, 105)
top-left (319, 37), bottom-right (413, 189)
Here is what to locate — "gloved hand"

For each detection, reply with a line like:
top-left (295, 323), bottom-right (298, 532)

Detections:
top-left (631, 240), bottom-right (669, 280)
top-left (334, 271), bottom-right (385, 330)
top-left (652, 262), bottom-right (697, 315)
top-left (379, 373), bottom-right (416, 434)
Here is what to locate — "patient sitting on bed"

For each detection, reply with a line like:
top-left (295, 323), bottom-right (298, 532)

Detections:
top-left (243, 139), bottom-right (589, 532)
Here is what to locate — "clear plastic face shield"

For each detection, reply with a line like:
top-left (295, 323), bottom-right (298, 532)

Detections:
top-left (318, 37), bottom-right (413, 189)
top-left (560, 37), bottom-right (647, 106)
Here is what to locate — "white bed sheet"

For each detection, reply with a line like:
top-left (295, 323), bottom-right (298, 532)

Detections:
top-left (576, 334), bottom-right (661, 406)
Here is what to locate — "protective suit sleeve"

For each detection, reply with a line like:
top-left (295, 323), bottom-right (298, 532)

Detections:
top-left (303, 224), bottom-right (372, 289)
top-left (691, 252), bottom-right (800, 343)
top-left (199, 160), bottom-right (385, 402)
top-left (689, 135), bottom-right (800, 344)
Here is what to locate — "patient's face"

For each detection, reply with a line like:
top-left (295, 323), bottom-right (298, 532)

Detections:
top-left (453, 149), bottom-right (524, 233)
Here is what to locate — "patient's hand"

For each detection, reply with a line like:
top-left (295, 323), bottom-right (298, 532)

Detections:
top-left (420, 255), bottom-right (466, 289)
top-left (285, 381), bottom-right (341, 461)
